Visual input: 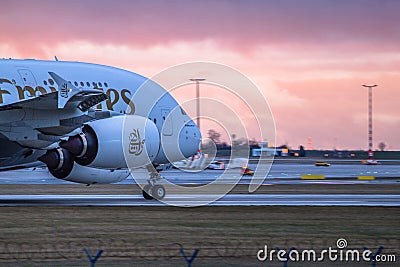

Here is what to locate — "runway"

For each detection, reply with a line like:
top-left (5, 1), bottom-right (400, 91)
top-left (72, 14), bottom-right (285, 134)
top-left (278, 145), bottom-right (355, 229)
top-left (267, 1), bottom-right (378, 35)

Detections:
top-left (0, 162), bottom-right (398, 206)
top-left (0, 194), bottom-right (399, 206)
top-left (0, 163), bottom-right (399, 185)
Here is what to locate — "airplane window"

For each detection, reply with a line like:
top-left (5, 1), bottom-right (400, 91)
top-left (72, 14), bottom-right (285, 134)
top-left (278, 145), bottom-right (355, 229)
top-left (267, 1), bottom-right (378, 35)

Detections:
top-left (80, 82), bottom-right (84, 87)
top-left (180, 107), bottom-right (187, 115)
top-left (86, 82), bottom-right (90, 87)
top-left (92, 82), bottom-right (97, 87)
top-left (74, 81), bottom-right (78, 86)
top-left (48, 79), bottom-right (54, 85)
top-left (99, 82), bottom-right (103, 87)
top-left (43, 80), bottom-right (48, 85)
top-left (153, 118), bottom-right (157, 124)
top-left (104, 82), bottom-right (108, 87)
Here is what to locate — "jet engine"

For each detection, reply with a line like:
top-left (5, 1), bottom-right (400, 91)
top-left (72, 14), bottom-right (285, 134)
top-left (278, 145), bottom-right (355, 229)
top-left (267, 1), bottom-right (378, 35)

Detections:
top-left (61, 163), bottom-right (129, 184)
top-left (60, 115), bottom-right (160, 169)
top-left (38, 148), bottom-right (130, 184)
top-left (38, 147), bottom-right (74, 179)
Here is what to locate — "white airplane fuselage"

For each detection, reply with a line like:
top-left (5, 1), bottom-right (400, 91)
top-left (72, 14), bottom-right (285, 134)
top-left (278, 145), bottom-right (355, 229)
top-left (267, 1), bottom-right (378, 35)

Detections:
top-left (0, 59), bottom-right (201, 186)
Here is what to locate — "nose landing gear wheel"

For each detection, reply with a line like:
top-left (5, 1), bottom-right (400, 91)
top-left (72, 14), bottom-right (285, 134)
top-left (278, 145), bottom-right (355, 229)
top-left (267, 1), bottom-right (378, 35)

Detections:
top-left (140, 165), bottom-right (166, 201)
top-left (153, 185), bottom-right (166, 200)
top-left (142, 184), bottom-right (166, 200)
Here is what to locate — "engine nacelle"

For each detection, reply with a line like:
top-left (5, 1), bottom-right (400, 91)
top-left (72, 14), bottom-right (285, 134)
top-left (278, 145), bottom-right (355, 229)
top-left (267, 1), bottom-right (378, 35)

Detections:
top-left (38, 148), bottom-right (130, 184)
top-left (60, 115), bottom-right (160, 169)
top-left (60, 163), bottom-right (129, 184)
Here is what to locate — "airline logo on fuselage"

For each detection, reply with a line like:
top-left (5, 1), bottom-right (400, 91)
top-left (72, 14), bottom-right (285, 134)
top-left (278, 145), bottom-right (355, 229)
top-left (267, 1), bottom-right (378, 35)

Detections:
top-left (0, 77), bottom-right (135, 114)
top-left (129, 129), bottom-right (145, 156)
top-left (60, 82), bottom-right (68, 98)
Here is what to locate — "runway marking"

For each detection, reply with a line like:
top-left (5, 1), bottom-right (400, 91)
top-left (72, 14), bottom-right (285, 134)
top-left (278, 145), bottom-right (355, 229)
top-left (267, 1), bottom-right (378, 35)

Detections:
top-left (358, 176), bottom-right (375, 180)
top-left (301, 174), bottom-right (326, 179)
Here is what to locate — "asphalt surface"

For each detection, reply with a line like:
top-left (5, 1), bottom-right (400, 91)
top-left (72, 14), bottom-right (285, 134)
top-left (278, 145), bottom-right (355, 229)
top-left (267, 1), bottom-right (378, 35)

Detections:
top-left (0, 194), bottom-right (398, 206)
top-left (0, 162), bottom-right (398, 206)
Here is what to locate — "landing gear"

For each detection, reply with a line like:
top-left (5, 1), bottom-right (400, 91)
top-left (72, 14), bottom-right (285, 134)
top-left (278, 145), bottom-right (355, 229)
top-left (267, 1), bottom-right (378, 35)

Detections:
top-left (152, 185), bottom-right (166, 200)
top-left (141, 165), bottom-right (166, 200)
top-left (142, 183), bottom-right (166, 200)
top-left (142, 185), bottom-right (153, 200)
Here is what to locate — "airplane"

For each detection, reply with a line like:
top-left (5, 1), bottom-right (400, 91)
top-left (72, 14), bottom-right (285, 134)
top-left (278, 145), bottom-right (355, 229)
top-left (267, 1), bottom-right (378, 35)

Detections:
top-left (0, 58), bottom-right (202, 200)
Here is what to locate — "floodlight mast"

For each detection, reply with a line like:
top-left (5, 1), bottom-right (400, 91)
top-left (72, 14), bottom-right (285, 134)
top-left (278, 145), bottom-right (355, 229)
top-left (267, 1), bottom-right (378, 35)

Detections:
top-left (189, 78), bottom-right (206, 131)
top-left (362, 84), bottom-right (378, 161)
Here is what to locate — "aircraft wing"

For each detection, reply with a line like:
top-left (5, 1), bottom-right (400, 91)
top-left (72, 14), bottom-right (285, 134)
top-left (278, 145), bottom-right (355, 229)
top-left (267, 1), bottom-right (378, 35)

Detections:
top-left (0, 72), bottom-right (109, 170)
top-left (0, 72), bottom-right (108, 111)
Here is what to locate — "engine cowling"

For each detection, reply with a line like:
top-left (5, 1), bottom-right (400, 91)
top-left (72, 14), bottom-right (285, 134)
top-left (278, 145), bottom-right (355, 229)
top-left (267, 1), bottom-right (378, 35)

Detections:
top-left (60, 115), bottom-right (160, 169)
top-left (38, 148), bottom-right (130, 184)
top-left (60, 163), bottom-right (130, 184)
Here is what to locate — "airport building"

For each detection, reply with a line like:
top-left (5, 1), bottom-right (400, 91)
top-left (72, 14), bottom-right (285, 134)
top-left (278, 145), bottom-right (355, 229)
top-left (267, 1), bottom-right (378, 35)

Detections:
top-left (251, 141), bottom-right (288, 157)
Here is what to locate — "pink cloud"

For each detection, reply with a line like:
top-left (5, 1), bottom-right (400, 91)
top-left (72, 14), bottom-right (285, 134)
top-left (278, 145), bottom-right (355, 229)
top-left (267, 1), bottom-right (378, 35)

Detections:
top-left (272, 76), bottom-right (400, 150)
top-left (1, 0), bottom-right (400, 55)
top-left (1, 1), bottom-right (399, 149)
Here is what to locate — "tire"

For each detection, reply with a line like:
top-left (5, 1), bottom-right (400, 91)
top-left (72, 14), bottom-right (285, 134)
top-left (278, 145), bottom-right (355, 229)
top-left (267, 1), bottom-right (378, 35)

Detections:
top-left (142, 185), bottom-right (154, 200)
top-left (152, 185), bottom-right (166, 200)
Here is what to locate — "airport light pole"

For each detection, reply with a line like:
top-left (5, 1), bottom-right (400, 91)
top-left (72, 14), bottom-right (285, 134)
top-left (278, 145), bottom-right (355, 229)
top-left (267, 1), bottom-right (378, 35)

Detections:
top-left (362, 84), bottom-right (378, 161)
top-left (189, 78), bottom-right (206, 131)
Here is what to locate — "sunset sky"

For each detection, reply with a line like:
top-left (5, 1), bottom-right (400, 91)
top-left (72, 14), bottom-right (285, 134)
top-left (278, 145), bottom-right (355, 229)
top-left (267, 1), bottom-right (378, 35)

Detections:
top-left (1, 0), bottom-right (399, 150)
